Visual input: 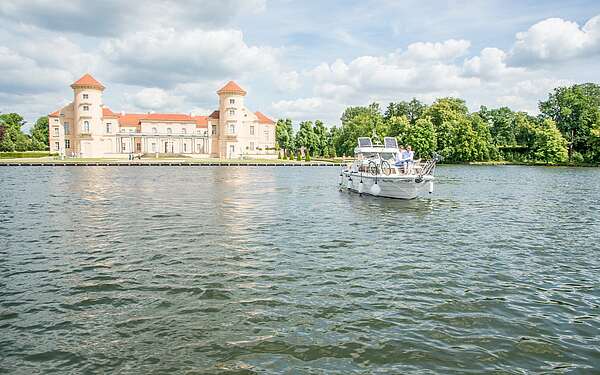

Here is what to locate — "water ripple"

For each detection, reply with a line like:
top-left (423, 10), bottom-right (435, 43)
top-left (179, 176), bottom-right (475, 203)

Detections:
top-left (0, 165), bottom-right (599, 373)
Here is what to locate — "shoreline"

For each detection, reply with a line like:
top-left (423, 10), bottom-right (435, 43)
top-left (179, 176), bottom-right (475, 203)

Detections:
top-left (0, 157), bottom-right (597, 168)
top-left (0, 158), bottom-right (343, 167)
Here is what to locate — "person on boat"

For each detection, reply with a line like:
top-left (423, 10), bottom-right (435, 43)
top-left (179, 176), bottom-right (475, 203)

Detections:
top-left (394, 146), bottom-right (409, 173)
top-left (394, 146), bottom-right (405, 165)
top-left (403, 145), bottom-right (415, 173)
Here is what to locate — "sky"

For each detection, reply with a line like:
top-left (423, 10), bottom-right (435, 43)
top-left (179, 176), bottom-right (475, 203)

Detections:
top-left (2, 0), bottom-right (600, 131)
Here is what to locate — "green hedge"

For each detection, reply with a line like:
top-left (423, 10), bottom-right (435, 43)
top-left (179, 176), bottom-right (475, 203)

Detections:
top-left (0, 151), bottom-right (58, 159)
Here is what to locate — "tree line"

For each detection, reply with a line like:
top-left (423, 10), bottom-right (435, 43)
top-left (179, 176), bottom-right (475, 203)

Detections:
top-left (0, 113), bottom-right (49, 152)
top-left (275, 83), bottom-right (600, 164)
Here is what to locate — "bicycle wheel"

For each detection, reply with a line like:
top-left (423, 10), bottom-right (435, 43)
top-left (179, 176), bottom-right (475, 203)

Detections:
top-left (368, 161), bottom-right (379, 175)
top-left (381, 160), bottom-right (391, 176)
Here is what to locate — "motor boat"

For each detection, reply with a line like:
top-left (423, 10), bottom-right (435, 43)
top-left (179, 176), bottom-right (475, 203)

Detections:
top-left (339, 137), bottom-right (438, 199)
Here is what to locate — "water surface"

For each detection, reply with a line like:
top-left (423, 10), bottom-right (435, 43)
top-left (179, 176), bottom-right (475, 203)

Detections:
top-left (1, 165), bottom-right (599, 373)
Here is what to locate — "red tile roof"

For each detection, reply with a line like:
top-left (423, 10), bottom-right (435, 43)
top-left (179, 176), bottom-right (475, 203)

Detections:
top-left (117, 113), bottom-right (199, 126)
top-left (118, 114), bottom-right (145, 127)
top-left (71, 73), bottom-right (105, 90)
top-left (139, 113), bottom-right (195, 122)
top-left (102, 107), bottom-right (119, 118)
top-left (217, 81), bottom-right (246, 95)
top-left (255, 111), bottom-right (275, 124)
top-left (193, 116), bottom-right (208, 127)
top-left (48, 110), bottom-right (60, 117)
top-left (209, 110), bottom-right (220, 119)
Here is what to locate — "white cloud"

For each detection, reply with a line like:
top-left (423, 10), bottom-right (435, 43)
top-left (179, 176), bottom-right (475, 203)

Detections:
top-left (0, 46), bottom-right (72, 94)
top-left (401, 39), bottom-right (471, 61)
top-left (101, 28), bottom-right (280, 88)
top-left (126, 88), bottom-right (184, 112)
top-left (0, 0), bottom-right (267, 37)
top-left (271, 97), bottom-right (344, 122)
top-left (463, 47), bottom-right (525, 80)
top-left (510, 15), bottom-right (600, 64)
top-left (275, 71), bottom-right (301, 91)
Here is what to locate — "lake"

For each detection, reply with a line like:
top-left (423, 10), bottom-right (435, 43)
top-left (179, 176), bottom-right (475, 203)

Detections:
top-left (1, 165), bottom-right (599, 373)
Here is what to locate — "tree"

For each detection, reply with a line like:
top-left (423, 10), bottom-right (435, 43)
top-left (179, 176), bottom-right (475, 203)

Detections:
top-left (470, 114), bottom-right (498, 161)
top-left (327, 126), bottom-right (339, 157)
top-left (0, 113), bottom-right (30, 152)
top-left (539, 83), bottom-right (600, 160)
top-left (405, 118), bottom-right (437, 159)
top-left (336, 103), bottom-right (387, 156)
top-left (31, 116), bottom-right (49, 151)
top-left (531, 119), bottom-right (568, 163)
top-left (478, 106), bottom-right (517, 146)
top-left (384, 98), bottom-right (427, 124)
top-left (313, 120), bottom-right (328, 157)
top-left (275, 118), bottom-right (294, 157)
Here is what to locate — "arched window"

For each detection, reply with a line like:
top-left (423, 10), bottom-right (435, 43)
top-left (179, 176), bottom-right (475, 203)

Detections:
top-left (152, 127), bottom-right (157, 134)
top-left (83, 121), bottom-right (90, 133)
top-left (167, 128), bottom-right (172, 135)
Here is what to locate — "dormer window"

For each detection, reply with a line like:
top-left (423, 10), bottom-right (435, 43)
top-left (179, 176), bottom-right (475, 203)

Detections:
top-left (83, 94), bottom-right (89, 100)
top-left (83, 105), bottom-right (89, 111)
top-left (229, 98), bottom-right (235, 105)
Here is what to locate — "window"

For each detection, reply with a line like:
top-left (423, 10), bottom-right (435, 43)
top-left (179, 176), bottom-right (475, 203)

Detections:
top-left (229, 124), bottom-right (235, 134)
top-left (211, 125), bottom-right (217, 135)
top-left (54, 118), bottom-right (59, 123)
top-left (53, 127), bottom-right (59, 137)
top-left (122, 143), bottom-right (126, 152)
top-left (83, 94), bottom-right (88, 100)
top-left (64, 122), bottom-right (70, 135)
top-left (167, 128), bottom-right (172, 135)
top-left (83, 121), bottom-right (90, 133)
top-left (250, 125), bottom-right (254, 135)
top-left (250, 142), bottom-right (255, 151)
top-left (151, 143), bottom-right (156, 152)
top-left (106, 123), bottom-right (111, 133)
top-left (54, 142), bottom-right (60, 150)
top-left (83, 105), bottom-right (89, 111)
top-left (183, 143), bottom-right (187, 153)
top-left (152, 127), bottom-right (157, 134)
top-left (136, 143), bottom-right (141, 152)
top-left (229, 109), bottom-right (235, 116)
top-left (65, 139), bottom-right (70, 149)
top-left (182, 128), bottom-right (187, 134)
top-left (229, 98), bottom-right (235, 105)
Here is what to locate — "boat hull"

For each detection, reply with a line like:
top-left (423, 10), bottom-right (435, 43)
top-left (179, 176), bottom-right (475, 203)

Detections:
top-left (341, 171), bottom-right (433, 199)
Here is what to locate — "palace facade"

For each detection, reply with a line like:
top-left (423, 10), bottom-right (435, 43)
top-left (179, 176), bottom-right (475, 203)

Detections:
top-left (48, 74), bottom-right (277, 158)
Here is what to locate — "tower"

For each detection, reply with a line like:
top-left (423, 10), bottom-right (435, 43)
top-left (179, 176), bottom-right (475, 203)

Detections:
top-left (217, 81), bottom-right (247, 158)
top-left (70, 74), bottom-right (105, 155)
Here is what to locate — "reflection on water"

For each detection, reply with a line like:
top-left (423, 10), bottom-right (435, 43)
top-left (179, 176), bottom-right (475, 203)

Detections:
top-left (1, 165), bottom-right (600, 374)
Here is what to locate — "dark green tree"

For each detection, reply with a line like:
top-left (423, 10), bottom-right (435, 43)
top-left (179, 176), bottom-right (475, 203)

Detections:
top-left (531, 119), bottom-right (568, 163)
top-left (384, 98), bottom-right (427, 124)
top-left (539, 83), bottom-right (600, 160)
top-left (31, 116), bottom-right (49, 151)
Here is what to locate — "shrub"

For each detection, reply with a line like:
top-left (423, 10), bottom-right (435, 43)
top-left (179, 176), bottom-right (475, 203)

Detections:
top-left (0, 151), bottom-right (58, 159)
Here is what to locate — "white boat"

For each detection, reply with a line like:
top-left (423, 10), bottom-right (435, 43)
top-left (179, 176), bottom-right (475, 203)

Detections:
top-left (338, 137), bottom-right (438, 199)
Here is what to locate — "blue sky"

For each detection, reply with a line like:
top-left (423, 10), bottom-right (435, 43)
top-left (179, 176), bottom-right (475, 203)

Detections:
top-left (1, 0), bottom-right (600, 130)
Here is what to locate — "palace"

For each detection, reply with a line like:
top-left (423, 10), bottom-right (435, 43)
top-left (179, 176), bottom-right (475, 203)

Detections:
top-left (48, 74), bottom-right (277, 159)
